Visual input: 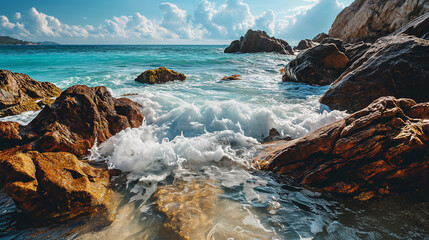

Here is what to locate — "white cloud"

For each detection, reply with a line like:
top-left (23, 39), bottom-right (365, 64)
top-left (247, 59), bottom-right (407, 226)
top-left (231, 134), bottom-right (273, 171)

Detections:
top-left (0, 15), bottom-right (15, 30)
top-left (15, 12), bottom-right (21, 20)
top-left (255, 10), bottom-right (276, 36)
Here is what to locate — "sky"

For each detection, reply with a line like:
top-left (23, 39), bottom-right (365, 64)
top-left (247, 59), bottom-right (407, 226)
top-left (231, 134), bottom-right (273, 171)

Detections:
top-left (0, 0), bottom-right (353, 44)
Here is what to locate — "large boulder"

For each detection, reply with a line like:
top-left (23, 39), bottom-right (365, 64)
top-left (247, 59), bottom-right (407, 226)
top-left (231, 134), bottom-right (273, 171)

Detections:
top-left (320, 35), bottom-right (429, 113)
top-left (293, 39), bottom-right (318, 51)
top-left (0, 148), bottom-right (113, 222)
top-left (282, 44), bottom-right (349, 85)
top-left (0, 69), bottom-right (62, 117)
top-left (312, 32), bottom-right (330, 43)
top-left (0, 85), bottom-right (144, 157)
top-left (393, 11), bottom-right (429, 39)
top-left (329, 0), bottom-right (429, 43)
top-left (224, 29), bottom-right (294, 54)
top-left (135, 67), bottom-right (186, 84)
top-left (343, 41), bottom-right (372, 67)
top-left (255, 97), bottom-right (429, 200)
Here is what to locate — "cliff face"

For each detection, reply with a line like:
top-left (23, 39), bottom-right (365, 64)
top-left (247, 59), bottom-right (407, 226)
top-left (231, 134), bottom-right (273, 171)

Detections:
top-left (329, 0), bottom-right (429, 42)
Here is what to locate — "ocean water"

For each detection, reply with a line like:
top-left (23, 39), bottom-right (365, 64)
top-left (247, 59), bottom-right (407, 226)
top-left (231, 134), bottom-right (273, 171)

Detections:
top-left (0, 45), bottom-right (428, 239)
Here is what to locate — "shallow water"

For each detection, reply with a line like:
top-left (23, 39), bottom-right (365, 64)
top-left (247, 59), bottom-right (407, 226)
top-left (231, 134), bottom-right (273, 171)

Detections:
top-left (0, 45), bottom-right (428, 239)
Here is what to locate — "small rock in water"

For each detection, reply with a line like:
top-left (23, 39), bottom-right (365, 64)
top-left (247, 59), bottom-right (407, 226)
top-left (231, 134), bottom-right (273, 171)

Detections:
top-left (135, 67), bottom-right (186, 84)
top-left (221, 74), bottom-right (242, 81)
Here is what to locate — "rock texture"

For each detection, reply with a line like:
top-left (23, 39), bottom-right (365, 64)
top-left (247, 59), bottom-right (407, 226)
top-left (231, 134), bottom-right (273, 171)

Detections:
top-left (256, 97), bottom-right (429, 200)
top-left (224, 29), bottom-right (293, 54)
top-left (329, 0), bottom-right (429, 43)
top-left (0, 148), bottom-right (113, 221)
top-left (312, 32), bottom-right (330, 43)
top-left (0, 85), bottom-right (144, 157)
top-left (221, 74), bottom-right (241, 81)
top-left (282, 44), bottom-right (349, 85)
top-left (393, 11), bottom-right (429, 38)
top-left (293, 39), bottom-right (317, 51)
top-left (0, 69), bottom-right (62, 117)
top-left (343, 41), bottom-right (372, 67)
top-left (135, 67), bottom-right (186, 84)
top-left (320, 35), bottom-right (429, 113)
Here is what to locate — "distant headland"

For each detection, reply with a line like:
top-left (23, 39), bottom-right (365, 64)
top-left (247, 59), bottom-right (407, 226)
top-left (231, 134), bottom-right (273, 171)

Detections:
top-left (0, 36), bottom-right (60, 45)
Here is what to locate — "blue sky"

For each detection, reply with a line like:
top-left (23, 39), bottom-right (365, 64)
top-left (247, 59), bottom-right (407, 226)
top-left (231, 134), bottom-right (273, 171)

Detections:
top-left (0, 0), bottom-right (353, 44)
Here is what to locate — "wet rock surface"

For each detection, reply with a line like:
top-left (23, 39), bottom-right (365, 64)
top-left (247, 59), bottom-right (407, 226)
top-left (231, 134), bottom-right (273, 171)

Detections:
top-left (256, 97), bottom-right (429, 200)
top-left (320, 35), bottom-right (429, 113)
top-left (0, 69), bottom-right (62, 117)
top-left (135, 67), bottom-right (186, 84)
top-left (282, 44), bottom-right (349, 85)
top-left (221, 74), bottom-right (242, 81)
top-left (293, 39), bottom-right (317, 51)
top-left (224, 29), bottom-right (293, 54)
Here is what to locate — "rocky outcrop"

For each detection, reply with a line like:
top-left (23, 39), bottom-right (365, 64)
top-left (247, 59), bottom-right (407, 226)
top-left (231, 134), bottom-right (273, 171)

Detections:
top-left (293, 39), bottom-right (317, 51)
top-left (282, 44), bottom-right (349, 85)
top-left (312, 32), bottom-right (329, 43)
top-left (0, 69), bottom-right (62, 117)
top-left (320, 35), bottom-right (429, 113)
top-left (221, 74), bottom-right (241, 81)
top-left (320, 38), bottom-right (345, 52)
top-left (224, 29), bottom-right (293, 54)
top-left (329, 0), bottom-right (429, 43)
top-left (255, 97), bottom-right (429, 200)
top-left (0, 85), bottom-right (144, 157)
top-left (343, 41), bottom-right (372, 67)
top-left (393, 11), bottom-right (429, 38)
top-left (135, 67), bottom-right (186, 84)
top-left (0, 147), bottom-right (113, 222)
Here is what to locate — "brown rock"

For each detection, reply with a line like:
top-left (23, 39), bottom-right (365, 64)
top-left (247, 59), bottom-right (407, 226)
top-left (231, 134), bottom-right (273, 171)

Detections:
top-left (0, 85), bottom-right (144, 157)
top-left (293, 39), bottom-right (318, 51)
top-left (282, 44), bottom-right (349, 85)
top-left (224, 29), bottom-right (294, 55)
top-left (312, 32), bottom-right (329, 43)
top-left (329, 0), bottom-right (429, 43)
top-left (320, 37), bottom-right (345, 52)
top-left (221, 74), bottom-right (241, 81)
top-left (0, 69), bottom-right (62, 117)
top-left (343, 41), bottom-right (372, 67)
top-left (135, 67), bottom-right (186, 84)
top-left (320, 35), bottom-right (429, 113)
top-left (393, 12), bottom-right (429, 39)
top-left (0, 149), bottom-right (113, 222)
top-left (255, 97), bottom-right (429, 200)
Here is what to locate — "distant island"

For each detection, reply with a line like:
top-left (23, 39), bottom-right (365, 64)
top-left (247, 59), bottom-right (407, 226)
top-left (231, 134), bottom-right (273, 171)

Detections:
top-left (0, 36), bottom-right (60, 45)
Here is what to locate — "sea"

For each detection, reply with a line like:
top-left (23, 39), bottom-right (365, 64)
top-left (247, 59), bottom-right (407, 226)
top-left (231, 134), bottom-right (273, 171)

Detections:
top-left (0, 45), bottom-right (428, 239)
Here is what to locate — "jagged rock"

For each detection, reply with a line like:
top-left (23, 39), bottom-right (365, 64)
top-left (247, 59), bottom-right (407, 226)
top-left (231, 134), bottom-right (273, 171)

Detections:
top-left (293, 39), bottom-right (317, 51)
top-left (343, 41), bottom-right (372, 67)
top-left (255, 97), bottom-right (429, 200)
top-left (262, 128), bottom-right (292, 143)
top-left (312, 32), bottom-right (330, 43)
top-left (329, 0), bottom-right (429, 43)
top-left (0, 69), bottom-right (62, 117)
top-left (282, 44), bottom-right (349, 85)
top-left (320, 35), bottom-right (429, 113)
top-left (320, 37), bottom-right (345, 52)
top-left (224, 29), bottom-right (293, 54)
top-left (0, 148), bottom-right (113, 222)
top-left (221, 74), bottom-right (241, 81)
top-left (135, 67), bottom-right (186, 84)
top-left (393, 11), bottom-right (429, 38)
top-left (0, 85), bottom-right (144, 157)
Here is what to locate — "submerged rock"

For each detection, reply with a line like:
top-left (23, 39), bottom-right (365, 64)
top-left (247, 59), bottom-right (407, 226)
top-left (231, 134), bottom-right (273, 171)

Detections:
top-left (0, 148), bottom-right (113, 222)
top-left (329, 0), bottom-right (429, 42)
top-left (135, 67), bottom-right (186, 84)
top-left (312, 32), bottom-right (329, 43)
top-left (255, 97), bottom-right (429, 200)
top-left (0, 85), bottom-right (144, 157)
top-left (0, 69), bottom-right (62, 117)
top-left (221, 74), bottom-right (241, 81)
top-left (320, 35), bottom-right (429, 113)
top-left (293, 39), bottom-right (317, 51)
top-left (224, 29), bottom-right (293, 54)
top-left (282, 44), bottom-right (349, 85)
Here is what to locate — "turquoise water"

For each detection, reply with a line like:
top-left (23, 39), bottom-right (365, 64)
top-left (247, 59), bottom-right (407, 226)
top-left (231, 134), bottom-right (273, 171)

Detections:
top-left (0, 45), bottom-right (428, 239)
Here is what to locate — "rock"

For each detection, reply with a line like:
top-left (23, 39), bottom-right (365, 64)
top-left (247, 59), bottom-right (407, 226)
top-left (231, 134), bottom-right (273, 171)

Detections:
top-left (221, 74), bottom-right (241, 81)
top-left (0, 121), bottom-right (27, 150)
top-left (293, 39), bottom-right (318, 51)
top-left (282, 44), bottom-right (349, 85)
top-left (312, 32), bottom-right (330, 43)
top-left (393, 12), bottom-right (429, 38)
top-left (319, 37), bottom-right (345, 52)
top-left (343, 41), bottom-right (372, 67)
top-left (320, 35), bottom-right (429, 113)
top-left (255, 97), bottom-right (429, 200)
top-left (262, 128), bottom-right (292, 143)
top-left (135, 67), bottom-right (186, 84)
top-left (0, 148), bottom-right (113, 222)
top-left (224, 29), bottom-right (294, 55)
top-left (329, 0), bottom-right (429, 43)
top-left (0, 69), bottom-right (62, 117)
top-left (0, 85), bottom-right (144, 157)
